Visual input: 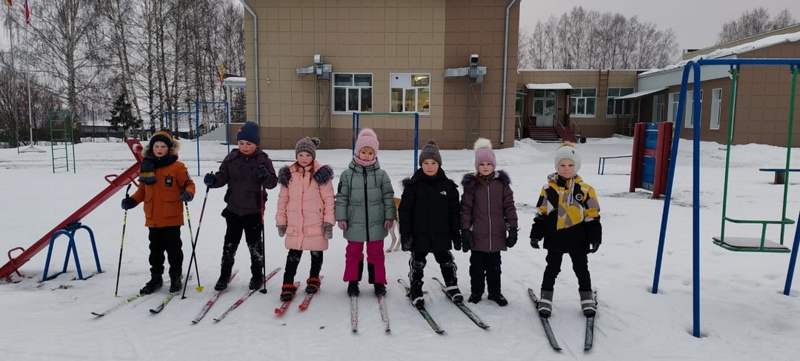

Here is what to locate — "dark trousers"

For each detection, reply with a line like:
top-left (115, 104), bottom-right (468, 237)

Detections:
top-left (541, 249), bottom-right (592, 292)
top-left (408, 250), bottom-right (458, 286)
top-left (221, 211), bottom-right (264, 278)
top-left (469, 251), bottom-right (502, 295)
top-left (283, 249), bottom-right (323, 284)
top-left (147, 226), bottom-right (183, 277)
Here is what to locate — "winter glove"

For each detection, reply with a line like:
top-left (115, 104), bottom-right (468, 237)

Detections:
top-left (121, 196), bottom-right (137, 210)
top-left (452, 232), bottom-right (462, 251)
top-left (589, 241), bottom-right (600, 253)
top-left (506, 226), bottom-right (518, 248)
top-left (401, 234), bottom-right (413, 252)
top-left (460, 229), bottom-right (474, 253)
top-left (337, 220), bottom-right (348, 231)
top-left (530, 237), bottom-right (541, 249)
top-left (203, 172), bottom-right (216, 186)
top-left (277, 225), bottom-right (287, 237)
top-left (322, 222), bottom-right (333, 240)
top-left (180, 190), bottom-right (193, 202)
top-left (257, 164), bottom-right (269, 179)
top-left (384, 220), bottom-right (394, 230)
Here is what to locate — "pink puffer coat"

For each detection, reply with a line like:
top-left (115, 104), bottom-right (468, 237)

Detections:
top-left (275, 161), bottom-right (335, 251)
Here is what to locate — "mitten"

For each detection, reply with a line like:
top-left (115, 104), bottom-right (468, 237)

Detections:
top-left (401, 234), bottom-right (413, 252)
top-left (203, 172), bottom-right (216, 186)
top-left (257, 164), bottom-right (269, 179)
top-left (384, 220), bottom-right (394, 230)
top-left (452, 232), bottom-right (462, 251)
top-left (589, 241), bottom-right (600, 253)
top-left (460, 229), bottom-right (474, 253)
top-left (337, 220), bottom-right (348, 231)
top-left (530, 237), bottom-right (541, 249)
top-left (121, 197), bottom-right (137, 210)
top-left (180, 190), bottom-right (193, 202)
top-left (506, 226), bottom-right (518, 248)
top-left (322, 222), bottom-right (333, 240)
top-left (277, 225), bottom-right (287, 237)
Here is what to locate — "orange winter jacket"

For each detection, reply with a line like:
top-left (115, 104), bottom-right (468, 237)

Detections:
top-left (130, 160), bottom-right (195, 228)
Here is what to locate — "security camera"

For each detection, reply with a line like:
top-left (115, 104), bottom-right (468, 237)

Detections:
top-left (470, 54), bottom-right (479, 65)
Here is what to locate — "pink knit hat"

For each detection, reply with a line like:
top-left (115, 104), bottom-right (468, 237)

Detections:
top-left (355, 128), bottom-right (380, 156)
top-left (473, 138), bottom-right (496, 170)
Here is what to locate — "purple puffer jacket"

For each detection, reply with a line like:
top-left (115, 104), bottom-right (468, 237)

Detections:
top-left (460, 171), bottom-right (518, 253)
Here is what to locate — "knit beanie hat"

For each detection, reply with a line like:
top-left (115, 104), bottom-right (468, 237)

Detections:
top-left (295, 136), bottom-right (321, 159)
top-left (355, 128), bottom-right (380, 156)
top-left (418, 139), bottom-right (442, 166)
top-left (554, 142), bottom-right (581, 173)
top-left (237, 121), bottom-right (260, 145)
top-left (473, 138), bottom-right (496, 170)
top-left (149, 131), bottom-right (174, 150)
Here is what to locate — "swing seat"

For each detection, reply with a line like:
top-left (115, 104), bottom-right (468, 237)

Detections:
top-left (712, 236), bottom-right (790, 253)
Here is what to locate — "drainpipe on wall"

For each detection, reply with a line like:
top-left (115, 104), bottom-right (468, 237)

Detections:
top-left (239, 0), bottom-right (260, 125)
top-left (500, 0), bottom-right (518, 145)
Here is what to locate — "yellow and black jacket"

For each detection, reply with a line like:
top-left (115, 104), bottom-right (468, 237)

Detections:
top-left (530, 173), bottom-right (601, 252)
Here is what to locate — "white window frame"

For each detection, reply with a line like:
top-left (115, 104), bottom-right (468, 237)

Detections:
top-left (333, 73), bottom-right (373, 114)
top-left (667, 92), bottom-right (679, 123)
top-left (606, 87), bottom-right (635, 117)
top-left (684, 90), bottom-right (703, 128)
top-left (569, 88), bottom-right (596, 117)
top-left (389, 73), bottom-right (430, 114)
top-left (710, 88), bottom-right (722, 130)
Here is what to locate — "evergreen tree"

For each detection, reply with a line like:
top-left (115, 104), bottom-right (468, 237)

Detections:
top-left (108, 93), bottom-right (142, 139)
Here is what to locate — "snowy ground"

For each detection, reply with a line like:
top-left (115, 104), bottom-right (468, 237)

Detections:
top-left (1, 136), bottom-right (799, 360)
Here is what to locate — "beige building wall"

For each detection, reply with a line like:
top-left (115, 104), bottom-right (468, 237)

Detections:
top-left (240, 0), bottom-right (519, 150)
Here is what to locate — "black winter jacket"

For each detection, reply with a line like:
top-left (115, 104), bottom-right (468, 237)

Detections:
top-left (399, 168), bottom-right (461, 253)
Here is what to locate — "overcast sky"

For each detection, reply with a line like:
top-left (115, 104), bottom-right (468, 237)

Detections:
top-left (519, 0), bottom-right (800, 52)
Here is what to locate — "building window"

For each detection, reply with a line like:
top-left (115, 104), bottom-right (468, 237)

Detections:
top-left (570, 88), bottom-right (596, 117)
top-left (710, 88), bottom-right (722, 130)
top-left (333, 73), bottom-right (372, 113)
top-left (606, 87), bottom-right (634, 117)
top-left (668, 92), bottom-right (679, 123)
top-left (652, 94), bottom-right (665, 122)
top-left (684, 90), bottom-right (702, 128)
top-left (390, 73), bottom-right (430, 114)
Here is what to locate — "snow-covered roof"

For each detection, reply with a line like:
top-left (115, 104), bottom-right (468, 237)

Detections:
top-left (641, 30), bottom-right (800, 77)
top-left (525, 83), bottom-right (572, 90)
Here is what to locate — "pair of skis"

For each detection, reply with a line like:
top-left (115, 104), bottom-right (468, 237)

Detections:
top-left (274, 275), bottom-right (324, 316)
top-left (397, 278), bottom-right (489, 334)
top-left (528, 288), bottom-right (597, 351)
top-left (208, 267), bottom-right (281, 323)
top-left (349, 292), bottom-right (391, 333)
top-left (92, 274), bottom-right (195, 317)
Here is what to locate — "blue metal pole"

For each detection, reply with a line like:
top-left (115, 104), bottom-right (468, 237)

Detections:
top-left (414, 112), bottom-right (419, 172)
top-left (351, 112), bottom-right (357, 155)
top-left (784, 210), bottom-right (800, 295)
top-left (698, 58), bottom-right (800, 66)
top-left (225, 101), bottom-right (230, 154)
top-left (195, 101), bottom-right (201, 176)
top-left (690, 61), bottom-right (702, 338)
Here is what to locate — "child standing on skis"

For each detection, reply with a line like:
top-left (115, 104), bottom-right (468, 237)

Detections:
top-left (203, 121), bottom-right (278, 291)
top-left (121, 130), bottom-right (195, 294)
top-left (399, 140), bottom-right (463, 308)
top-left (335, 128), bottom-right (396, 297)
top-left (275, 136), bottom-right (335, 302)
top-left (460, 138), bottom-right (518, 306)
top-left (530, 142), bottom-right (601, 318)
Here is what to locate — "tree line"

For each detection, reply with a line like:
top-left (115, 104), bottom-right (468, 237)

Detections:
top-left (0, 0), bottom-right (245, 145)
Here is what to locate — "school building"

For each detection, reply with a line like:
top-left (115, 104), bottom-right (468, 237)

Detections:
top-left (236, 1), bottom-right (800, 149)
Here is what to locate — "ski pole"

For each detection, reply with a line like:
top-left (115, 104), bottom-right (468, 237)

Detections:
top-left (114, 183), bottom-right (133, 297)
top-left (181, 189), bottom-right (205, 298)
top-left (260, 186), bottom-right (268, 294)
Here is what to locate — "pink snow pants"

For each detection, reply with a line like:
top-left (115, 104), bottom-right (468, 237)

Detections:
top-left (343, 240), bottom-right (386, 284)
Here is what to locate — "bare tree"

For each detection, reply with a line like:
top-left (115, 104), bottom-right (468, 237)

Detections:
top-left (717, 7), bottom-right (797, 44)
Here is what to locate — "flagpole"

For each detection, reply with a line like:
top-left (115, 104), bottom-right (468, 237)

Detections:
top-left (22, 14), bottom-right (42, 153)
top-left (8, 3), bottom-right (20, 154)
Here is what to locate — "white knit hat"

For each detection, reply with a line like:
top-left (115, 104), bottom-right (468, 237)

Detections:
top-left (554, 142), bottom-right (581, 173)
top-left (473, 138), bottom-right (495, 170)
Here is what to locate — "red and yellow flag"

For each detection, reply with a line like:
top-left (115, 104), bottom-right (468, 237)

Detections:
top-left (24, 0), bottom-right (29, 24)
top-left (6, 0), bottom-right (12, 7)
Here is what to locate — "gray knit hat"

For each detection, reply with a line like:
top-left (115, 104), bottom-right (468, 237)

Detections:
top-left (418, 140), bottom-right (442, 166)
top-left (554, 141), bottom-right (581, 173)
top-left (295, 136), bottom-right (321, 159)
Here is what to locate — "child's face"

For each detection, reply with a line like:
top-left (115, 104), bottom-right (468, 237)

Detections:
top-left (358, 147), bottom-right (375, 162)
top-left (152, 142), bottom-right (169, 157)
top-left (238, 140), bottom-right (256, 155)
top-left (421, 159), bottom-right (439, 176)
top-left (477, 162), bottom-right (494, 176)
top-left (557, 158), bottom-right (575, 179)
top-left (297, 151), bottom-right (314, 167)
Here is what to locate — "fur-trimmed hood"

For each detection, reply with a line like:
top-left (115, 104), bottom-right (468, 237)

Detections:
top-left (278, 162), bottom-right (333, 187)
top-left (461, 170), bottom-right (511, 190)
